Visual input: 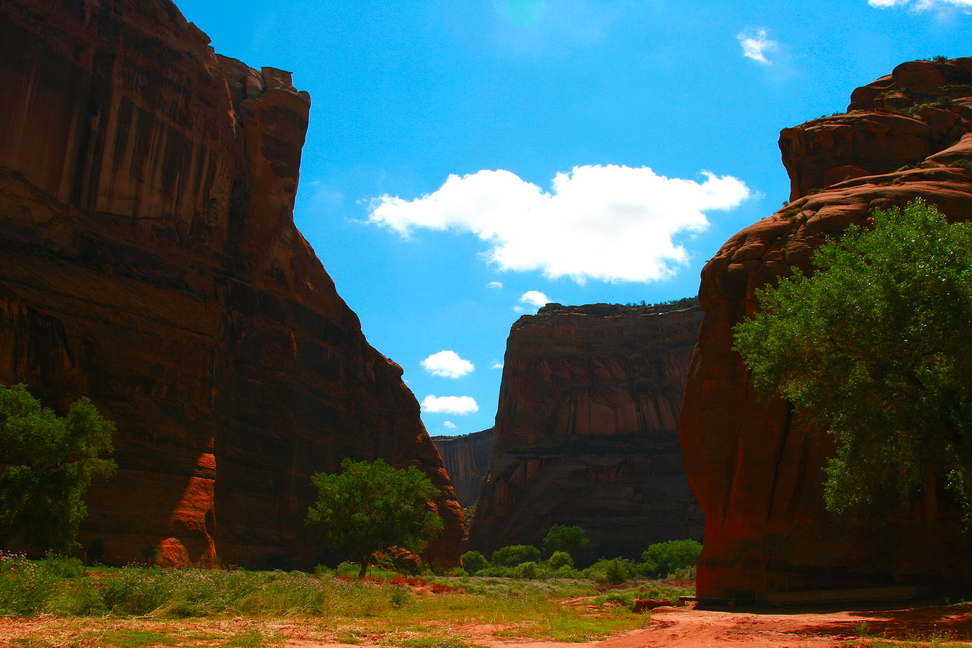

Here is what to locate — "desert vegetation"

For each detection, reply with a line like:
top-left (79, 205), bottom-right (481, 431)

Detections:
top-left (0, 551), bottom-right (693, 647)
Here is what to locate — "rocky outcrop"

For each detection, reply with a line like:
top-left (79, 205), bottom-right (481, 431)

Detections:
top-left (0, 0), bottom-right (461, 569)
top-left (680, 58), bottom-right (972, 599)
top-left (467, 303), bottom-right (705, 563)
top-left (432, 429), bottom-right (495, 509)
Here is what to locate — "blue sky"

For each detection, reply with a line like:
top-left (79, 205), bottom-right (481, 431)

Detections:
top-left (178, 0), bottom-right (971, 436)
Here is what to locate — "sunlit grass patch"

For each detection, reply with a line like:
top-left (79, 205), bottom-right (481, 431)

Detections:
top-left (89, 628), bottom-right (180, 647)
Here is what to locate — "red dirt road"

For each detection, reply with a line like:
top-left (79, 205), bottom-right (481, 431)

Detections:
top-left (592, 603), bottom-right (972, 647)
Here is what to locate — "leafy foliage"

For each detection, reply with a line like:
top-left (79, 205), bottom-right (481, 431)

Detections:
top-left (583, 558), bottom-right (635, 585)
top-left (734, 200), bottom-right (972, 520)
top-left (490, 545), bottom-right (540, 567)
top-left (546, 551), bottom-right (574, 570)
top-left (306, 458), bottom-right (443, 578)
top-left (0, 384), bottom-right (116, 553)
top-left (541, 525), bottom-right (589, 560)
top-left (639, 539), bottom-right (701, 578)
top-left (460, 550), bottom-right (489, 575)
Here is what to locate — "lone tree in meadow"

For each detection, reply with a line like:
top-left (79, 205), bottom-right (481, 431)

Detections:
top-left (734, 200), bottom-right (972, 521)
top-left (0, 384), bottom-right (116, 554)
top-left (306, 458), bottom-right (443, 578)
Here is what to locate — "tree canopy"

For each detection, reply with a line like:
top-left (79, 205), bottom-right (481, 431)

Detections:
top-left (733, 200), bottom-right (972, 520)
top-left (541, 524), bottom-right (589, 560)
top-left (640, 539), bottom-right (702, 577)
top-left (0, 384), bottom-right (116, 554)
top-left (306, 458), bottom-right (443, 578)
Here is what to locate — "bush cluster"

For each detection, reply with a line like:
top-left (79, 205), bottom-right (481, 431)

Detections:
top-left (459, 537), bottom-right (701, 583)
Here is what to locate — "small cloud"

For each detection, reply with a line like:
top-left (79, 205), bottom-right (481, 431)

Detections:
top-left (443, 421), bottom-right (457, 429)
top-left (421, 350), bottom-right (475, 378)
top-left (487, 281), bottom-right (504, 289)
top-left (868, 0), bottom-right (972, 9)
top-left (519, 290), bottom-right (550, 307)
top-left (421, 395), bottom-right (480, 415)
top-left (491, 361), bottom-right (504, 370)
top-left (513, 305), bottom-right (525, 313)
top-left (737, 29), bottom-right (778, 65)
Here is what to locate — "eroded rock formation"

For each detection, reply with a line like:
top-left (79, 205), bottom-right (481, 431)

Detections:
top-left (0, 0), bottom-right (461, 569)
top-left (681, 58), bottom-right (972, 598)
top-left (467, 303), bottom-right (705, 563)
top-left (432, 429), bottom-right (495, 509)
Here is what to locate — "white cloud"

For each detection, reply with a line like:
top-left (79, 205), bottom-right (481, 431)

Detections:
top-left (420, 350), bottom-right (475, 378)
top-left (737, 29), bottom-right (778, 65)
top-left (491, 361), bottom-right (504, 370)
top-left (421, 395), bottom-right (479, 415)
top-left (487, 281), bottom-right (504, 289)
top-left (520, 290), bottom-right (550, 307)
top-left (368, 165), bottom-right (750, 284)
top-left (443, 421), bottom-right (457, 429)
top-left (868, 0), bottom-right (972, 9)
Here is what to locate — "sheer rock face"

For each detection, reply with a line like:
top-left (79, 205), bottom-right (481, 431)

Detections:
top-left (0, 0), bottom-right (461, 569)
top-left (432, 429), bottom-right (495, 509)
top-left (467, 304), bottom-right (705, 563)
top-left (681, 58), bottom-right (972, 599)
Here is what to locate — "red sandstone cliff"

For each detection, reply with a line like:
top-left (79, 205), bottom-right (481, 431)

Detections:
top-left (0, 0), bottom-right (461, 569)
top-left (432, 429), bottom-right (495, 509)
top-left (680, 58), bottom-right (972, 599)
top-left (467, 303), bottom-right (704, 562)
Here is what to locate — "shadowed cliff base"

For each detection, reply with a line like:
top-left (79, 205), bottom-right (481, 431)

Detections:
top-left (0, 0), bottom-right (461, 569)
top-left (680, 57), bottom-right (972, 599)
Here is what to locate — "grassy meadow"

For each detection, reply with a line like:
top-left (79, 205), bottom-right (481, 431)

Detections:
top-left (0, 553), bottom-right (694, 648)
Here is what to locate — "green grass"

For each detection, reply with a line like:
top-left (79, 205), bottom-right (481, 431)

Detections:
top-left (92, 629), bottom-right (180, 647)
top-left (1, 556), bottom-right (691, 647)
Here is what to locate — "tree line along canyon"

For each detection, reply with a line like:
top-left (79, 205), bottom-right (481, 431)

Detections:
top-left (3, 0), bottom-right (972, 603)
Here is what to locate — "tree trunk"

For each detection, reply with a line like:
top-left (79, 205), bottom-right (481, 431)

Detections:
top-left (358, 553), bottom-right (373, 579)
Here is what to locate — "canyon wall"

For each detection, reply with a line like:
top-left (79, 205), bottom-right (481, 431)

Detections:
top-left (680, 58), bottom-right (972, 598)
top-left (0, 0), bottom-right (461, 569)
top-left (467, 303), bottom-right (704, 563)
top-left (432, 429), bottom-right (495, 509)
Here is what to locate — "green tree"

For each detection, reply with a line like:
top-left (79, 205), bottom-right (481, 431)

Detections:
top-left (460, 550), bottom-right (489, 574)
top-left (306, 458), bottom-right (443, 578)
top-left (546, 550), bottom-right (574, 570)
top-left (640, 539), bottom-right (702, 577)
top-left (541, 524), bottom-right (589, 559)
top-left (0, 384), bottom-right (116, 554)
top-left (734, 200), bottom-right (972, 520)
top-left (491, 544), bottom-right (540, 567)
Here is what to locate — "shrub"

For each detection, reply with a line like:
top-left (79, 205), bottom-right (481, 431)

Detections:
top-left (640, 539), bottom-right (702, 578)
top-left (541, 525), bottom-right (589, 560)
top-left (491, 545), bottom-right (540, 567)
top-left (551, 565), bottom-right (584, 579)
top-left (547, 551), bottom-right (574, 570)
top-left (460, 550), bottom-right (489, 575)
top-left (512, 561), bottom-right (543, 579)
top-left (584, 558), bottom-right (635, 585)
top-left (0, 552), bottom-right (59, 616)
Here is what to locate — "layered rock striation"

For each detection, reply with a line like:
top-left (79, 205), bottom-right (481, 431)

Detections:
top-left (0, 0), bottom-right (461, 569)
top-left (467, 303), bottom-right (705, 563)
top-left (432, 429), bottom-right (495, 509)
top-left (680, 58), bottom-right (972, 598)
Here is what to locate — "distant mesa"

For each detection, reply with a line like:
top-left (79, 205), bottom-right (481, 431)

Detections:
top-left (681, 56), bottom-right (972, 599)
top-left (0, 0), bottom-right (461, 568)
top-left (466, 302), bottom-right (704, 564)
top-left (432, 429), bottom-right (495, 509)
